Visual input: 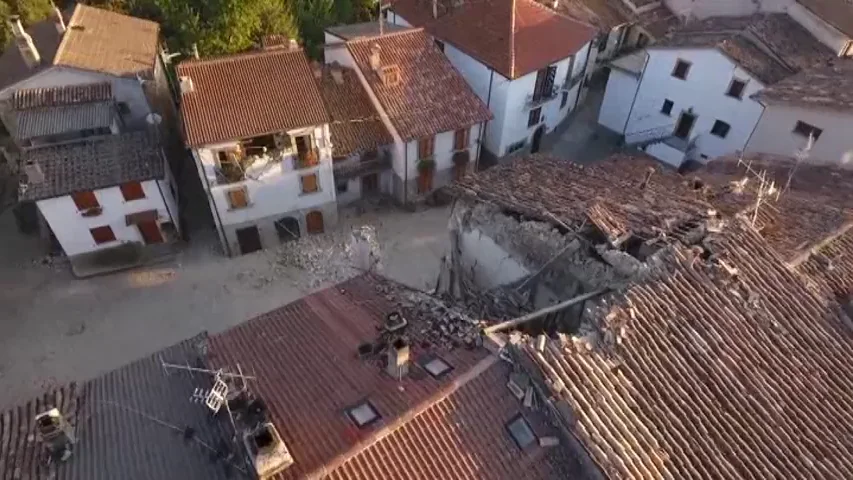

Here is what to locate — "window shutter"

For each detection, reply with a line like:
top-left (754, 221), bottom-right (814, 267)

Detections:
top-left (227, 188), bottom-right (248, 209)
top-left (545, 66), bottom-right (557, 92)
top-left (72, 191), bottom-right (99, 210)
top-left (301, 174), bottom-right (319, 193)
top-left (120, 182), bottom-right (145, 201)
top-left (454, 129), bottom-right (468, 150)
top-left (90, 225), bottom-right (116, 244)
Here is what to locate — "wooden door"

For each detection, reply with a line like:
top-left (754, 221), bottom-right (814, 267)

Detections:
top-left (137, 220), bottom-right (164, 245)
top-left (306, 211), bottom-right (324, 234)
top-left (236, 226), bottom-right (263, 254)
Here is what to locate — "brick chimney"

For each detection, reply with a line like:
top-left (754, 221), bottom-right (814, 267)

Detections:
top-left (52, 5), bottom-right (66, 33)
top-left (8, 15), bottom-right (41, 68)
top-left (386, 338), bottom-right (409, 378)
top-left (369, 43), bottom-right (381, 71)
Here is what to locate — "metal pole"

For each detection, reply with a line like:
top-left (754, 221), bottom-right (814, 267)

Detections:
top-left (483, 289), bottom-right (609, 334)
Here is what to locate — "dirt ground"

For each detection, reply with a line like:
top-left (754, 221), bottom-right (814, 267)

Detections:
top-left (0, 202), bottom-right (452, 411)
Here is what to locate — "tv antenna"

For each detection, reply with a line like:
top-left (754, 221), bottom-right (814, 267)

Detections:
top-left (785, 131), bottom-right (815, 193)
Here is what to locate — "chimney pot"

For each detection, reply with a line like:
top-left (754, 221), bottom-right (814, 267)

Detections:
top-left (330, 66), bottom-right (344, 85)
top-left (179, 76), bottom-right (194, 94)
top-left (288, 38), bottom-right (298, 50)
top-left (386, 338), bottom-right (410, 378)
top-left (8, 15), bottom-right (41, 68)
top-left (369, 43), bottom-right (381, 71)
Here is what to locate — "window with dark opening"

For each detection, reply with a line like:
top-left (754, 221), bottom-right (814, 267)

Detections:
top-left (528, 107), bottom-right (542, 127)
top-left (346, 401), bottom-right (380, 428)
top-left (661, 99), bottom-right (674, 116)
top-left (90, 225), bottom-right (116, 245)
top-left (672, 59), bottom-right (691, 80)
top-left (793, 121), bottom-right (823, 141)
top-left (726, 78), bottom-right (747, 99)
top-left (506, 414), bottom-right (537, 449)
top-left (711, 120), bottom-right (731, 138)
top-left (435, 39), bottom-right (444, 52)
top-left (421, 356), bottom-right (453, 378)
top-left (560, 91), bottom-right (569, 109)
top-left (336, 181), bottom-right (348, 194)
top-left (117, 102), bottom-right (131, 115)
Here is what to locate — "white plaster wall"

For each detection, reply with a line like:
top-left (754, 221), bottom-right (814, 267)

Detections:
top-left (747, 104), bottom-right (853, 166)
top-left (599, 67), bottom-right (641, 133)
top-left (459, 226), bottom-right (530, 289)
top-left (324, 31), bottom-right (345, 45)
top-left (787, 4), bottom-right (851, 56)
top-left (0, 66), bottom-right (154, 129)
top-left (193, 125), bottom-right (336, 228)
top-left (37, 178), bottom-right (171, 257)
top-left (400, 122), bottom-right (481, 180)
top-left (663, 0), bottom-right (791, 18)
top-left (623, 48), bottom-right (765, 160)
top-left (388, 11), bottom-right (413, 27)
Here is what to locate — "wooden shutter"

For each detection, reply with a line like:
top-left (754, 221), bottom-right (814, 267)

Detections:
top-left (72, 191), bottom-right (99, 210)
top-left (418, 137), bottom-right (434, 159)
top-left (120, 182), bottom-right (145, 201)
top-left (533, 68), bottom-right (546, 100)
top-left (544, 65), bottom-right (557, 93)
top-left (227, 187), bottom-right (248, 209)
top-left (90, 225), bottom-right (116, 244)
top-left (454, 129), bottom-right (468, 150)
top-left (301, 174), bottom-right (318, 193)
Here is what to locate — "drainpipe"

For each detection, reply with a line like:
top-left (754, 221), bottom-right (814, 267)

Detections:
top-left (196, 151), bottom-right (232, 257)
top-left (403, 143), bottom-right (409, 205)
top-left (478, 68), bottom-right (495, 168)
top-left (154, 167), bottom-right (178, 238)
top-left (742, 100), bottom-right (766, 156)
top-left (621, 50), bottom-right (650, 137)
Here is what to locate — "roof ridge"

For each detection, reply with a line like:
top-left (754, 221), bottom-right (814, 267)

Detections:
top-left (345, 26), bottom-right (426, 44)
top-left (51, 3), bottom-right (82, 66)
top-left (178, 47), bottom-right (305, 69)
top-left (519, 0), bottom-right (598, 30)
top-left (509, 0), bottom-right (517, 78)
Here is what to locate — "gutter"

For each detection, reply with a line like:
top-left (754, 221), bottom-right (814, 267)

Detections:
top-left (404, 142), bottom-right (409, 205)
top-left (621, 50), bottom-right (650, 136)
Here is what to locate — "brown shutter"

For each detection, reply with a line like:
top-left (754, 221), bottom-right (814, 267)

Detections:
top-left (301, 174), bottom-right (318, 193)
top-left (120, 182), bottom-right (145, 201)
top-left (227, 188), bottom-right (248, 209)
top-left (90, 225), bottom-right (116, 244)
top-left (454, 129), bottom-right (468, 150)
top-left (72, 191), bottom-right (99, 210)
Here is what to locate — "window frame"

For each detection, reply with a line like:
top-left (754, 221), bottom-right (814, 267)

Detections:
top-left (710, 120), bottom-right (731, 138)
top-left (226, 186), bottom-right (249, 209)
top-left (90, 225), bottom-right (116, 245)
top-left (120, 181), bottom-right (146, 201)
top-left (346, 400), bottom-right (381, 429)
top-left (726, 78), bottom-right (747, 99)
top-left (417, 137), bottom-right (434, 160)
top-left (792, 121), bottom-right (823, 141)
top-left (71, 191), bottom-right (99, 211)
top-left (453, 128), bottom-right (469, 150)
top-left (661, 99), bottom-right (674, 116)
top-left (528, 107), bottom-right (542, 128)
top-left (671, 59), bottom-right (691, 80)
top-left (301, 173), bottom-right (320, 194)
top-left (505, 414), bottom-right (537, 450)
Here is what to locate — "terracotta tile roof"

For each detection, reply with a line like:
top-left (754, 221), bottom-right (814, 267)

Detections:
top-left (795, 223), bottom-right (853, 301)
top-left (391, 0), bottom-right (597, 79)
top-left (557, 0), bottom-right (677, 37)
top-left (797, 0), bottom-right (853, 36)
top-left (53, 5), bottom-right (160, 78)
top-left (652, 14), bottom-right (832, 84)
top-left (325, 21), bottom-right (411, 40)
top-left (451, 153), bottom-right (713, 243)
top-left (0, 17), bottom-right (65, 91)
top-left (207, 274), bottom-right (576, 479)
top-left (317, 64), bottom-right (393, 157)
top-left (12, 82), bottom-right (112, 110)
top-left (177, 48), bottom-right (329, 147)
top-left (753, 59), bottom-right (853, 112)
top-left (346, 29), bottom-right (491, 141)
top-left (15, 102), bottom-right (114, 141)
top-left (522, 221), bottom-right (853, 479)
top-left (18, 131), bottom-right (165, 202)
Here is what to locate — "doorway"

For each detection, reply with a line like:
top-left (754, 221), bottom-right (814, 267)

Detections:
top-left (236, 226), bottom-right (262, 254)
top-left (137, 220), bottom-right (164, 245)
top-left (306, 211), bottom-right (324, 234)
top-left (362, 174), bottom-right (379, 194)
top-left (531, 126), bottom-right (545, 153)
top-left (674, 111), bottom-right (696, 139)
top-left (275, 217), bottom-right (300, 242)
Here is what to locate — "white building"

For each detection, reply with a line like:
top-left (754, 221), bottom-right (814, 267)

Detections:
top-left (324, 28), bottom-right (491, 203)
top-left (598, 14), bottom-right (831, 167)
top-left (747, 59), bottom-right (853, 167)
top-left (17, 132), bottom-right (179, 274)
top-left (178, 45), bottom-right (338, 256)
top-left (0, 4), bottom-right (170, 137)
top-left (386, 0), bottom-right (596, 158)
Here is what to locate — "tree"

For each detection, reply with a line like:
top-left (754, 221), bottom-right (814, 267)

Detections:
top-left (0, 2), bottom-right (12, 48)
top-left (10, 0), bottom-right (55, 25)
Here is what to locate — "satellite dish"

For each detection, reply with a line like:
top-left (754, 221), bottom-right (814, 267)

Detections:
top-left (145, 113), bottom-right (162, 126)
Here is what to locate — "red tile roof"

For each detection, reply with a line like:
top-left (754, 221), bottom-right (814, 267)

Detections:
top-left (522, 221), bottom-right (853, 478)
top-left (207, 274), bottom-right (576, 479)
top-left (346, 29), bottom-right (491, 141)
top-left (177, 48), bottom-right (329, 147)
top-left (795, 223), bottom-right (853, 301)
top-left (391, 0), bottom-right (597, 79)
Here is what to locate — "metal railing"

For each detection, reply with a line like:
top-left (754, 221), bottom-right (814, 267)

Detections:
top-left (524, 85), bottom-right (560, 109)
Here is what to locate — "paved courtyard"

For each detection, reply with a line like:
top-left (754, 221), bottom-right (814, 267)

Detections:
top-left (542, 82), bottom-right (622, 163)
top-left (0, 201), bottom-right (452, 410)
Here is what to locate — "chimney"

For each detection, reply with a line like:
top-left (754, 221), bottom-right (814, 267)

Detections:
top-left (191, 43), bottom-right (200, 60)
top-left (179, 76), bottom-right (194, 94)
top-left (551, 0), bottom-right (559, 9)
top-left (288, 38), bottom-right (298, 50)
top-left (330, 65), bottom-right (344, 85)
top-left (386, 338), bottom-right (410, 378)
top-left (8, 15), bottom-right (41, 68)
top-left (35, 408), bottom-right (75, 462)
top-left (52, 5), bottom-right (65, 33)
top-left (369, 43), bottom-right (381, 71)
top-left (432, 0), bottom-right (438, 18)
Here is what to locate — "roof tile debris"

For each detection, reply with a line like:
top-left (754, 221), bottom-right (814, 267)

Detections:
top-left (558, 0), bottom-right (678, 37)
top-left (53, 4), bottom-right (160, 78)
top-left (653, 14), bottom-right (832, 84)
top-left (316, 64), bottom-right (393, 157)
top-left (391, 0), bottom-right (597, 79)
top-left (13, 82), bottom-right (112, 110)
top-left (346, 29), bottom-right (492, 141)
top-left (177, 47), bottom-right (329, 147)
top-left (796, 223), bottom-right (853, 301)
top-left (754, 59), bottom-right (853, 112)
top-left (796, 0), bottom-right (853, 37)
top-left (18, 131), bottom-right (165, 202)
top-left (521, 221), bottom-right (853, 479)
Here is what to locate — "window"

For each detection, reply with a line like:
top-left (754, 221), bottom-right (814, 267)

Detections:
top-left (793, 121), bottom-right (823, 141)
top-left (117, 102), bottom-right (130, 115)
top-left (380, 65), bottom-right (401, 87)
top-left (421, 356), bottom-right (453, 378)
top-left (597, 35), bottom-right (607, 52)
top-left (90, 225), bottom-right (116, 245)
top-left (418, 137), bottom-right (434, 160)
top-left (661, 99), bottom-right (674, 116)
top-left (528, 107), bottom-right (542, 127)
top-left (560, 91), bottom-right (569, 109)
top-left (453, 128), bottom-right (468, 150)
top-left (506, 140), bottom-right (526, 154)
top-left (120, 181), bottom-right (145, 201)
top-left (346, 401), bottom-right (380, 428)
top-left (506, 415), bottom-right (537, 449)
top-left (301, 173), bottom-right (319, 194)
top-left (726, 78), bottom-right (747, 99)
top-left (382, 9), bottom-right (388, 20)
top-left (711, 120), bottom-right (731, 138)
top-left (435, 39), bottom-right (444, 52)
top-left (226, 187), bottom-right (249, 209)
top-left (336, 181), bottom-right (348, 194)
top-left (532, 65), bottom-right (557, 102)
top-left (71, 191), bottom-right (99, 210)
top-left (672, 59), bottom-right (691, 80)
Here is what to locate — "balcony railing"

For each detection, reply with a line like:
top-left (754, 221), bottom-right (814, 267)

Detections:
top-left (524, 85), bottom-right (560, 109)
top-left (294, 148), bottom-right (319, 170)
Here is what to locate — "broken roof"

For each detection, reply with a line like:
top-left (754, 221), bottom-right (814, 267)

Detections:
top-left (796, 0), bottom-right (853, 37)
top-left (177, 47), bottom-right (329, 147)
top-left (15, 102), bottom-right (114, 141)
top-left (390, 0), bottom-right (597, 79)
top-left (18, 131), bottom-right (165, 202)
top-left (652, 14), bottom-right (832, 84)
top-left (346, 29), bottom-right (491, 141)
top-left (558, 0), bottom-right (678, 38)
top-left (521, 220), bottom-right (853, 478)
top-left (208, 274), bottom-right (579, 479)
top-left (12, 82), bottom-right (113, 110)
top-left (325, 21), bottom-right (411, 40)
top-left (316, 64), bottom-right (393, 157)
top-left (0, 334), bottom-right (241, 480)
top-left (753, 59), bottom-right (853, 112)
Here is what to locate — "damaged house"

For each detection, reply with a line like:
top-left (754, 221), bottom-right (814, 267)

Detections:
top-left (178, 43), bottom-right (336, 256)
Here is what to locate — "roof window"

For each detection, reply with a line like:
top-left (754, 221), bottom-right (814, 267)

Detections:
top-left (506, 414), bottom-right (537, 449)
top-left (421, 356), bottom-right (453, 378)
top-left (346, 401), bottom-right (381, 428)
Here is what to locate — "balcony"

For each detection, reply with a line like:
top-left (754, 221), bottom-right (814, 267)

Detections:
top-left (333, 150), bottom-right (391, 180)
top-left (294, 148), bottom-right (320, 170)
top-left (524, 85), bottom-right (560, 109)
